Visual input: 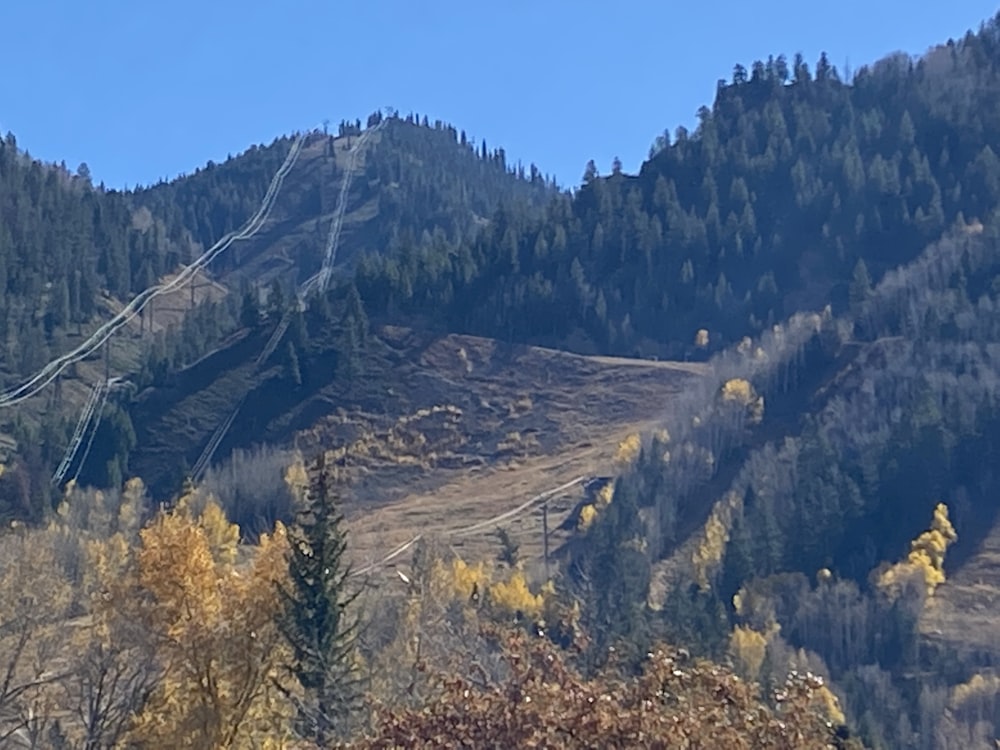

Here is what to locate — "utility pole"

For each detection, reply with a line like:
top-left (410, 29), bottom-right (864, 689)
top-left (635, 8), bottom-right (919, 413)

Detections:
top-left (542, 501), bottom-right (550, 581)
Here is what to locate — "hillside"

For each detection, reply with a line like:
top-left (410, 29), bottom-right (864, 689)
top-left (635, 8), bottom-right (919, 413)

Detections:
top-left (0, 115), bottom-right (557, 511)
top-left (353, 22), bottom-right (1000, 362)
top-left (553, 214), bottom-right (1000, 750)
top-left (2, 10), bottom-right (1000, 749)
top-left (127, 316), bottom-right (704, 520)
top-left (133, 115), bottom-right (558, 293)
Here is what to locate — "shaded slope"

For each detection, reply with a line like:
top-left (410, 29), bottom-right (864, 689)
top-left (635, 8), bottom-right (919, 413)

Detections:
top-left (128, 316), bottom-right (704, 507)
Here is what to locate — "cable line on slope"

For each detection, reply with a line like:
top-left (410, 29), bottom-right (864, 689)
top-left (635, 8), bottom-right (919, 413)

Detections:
top-left (349, 476), bottom-right (587, 578)
top-left (51, 379), bottom-right (107, 486)
top-left (191, 121), bottom-right (388, 481)
top-left (0, 133), bottom-right (307, 408)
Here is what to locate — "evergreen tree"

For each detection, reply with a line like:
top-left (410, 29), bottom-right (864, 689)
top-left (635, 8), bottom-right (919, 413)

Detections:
top-left (286, 340), bottom-right (303, 387)
top-left (344, 281), bottom-right (369, 343)
top-left (268, 279), bottom-right (286, 321)
top-left (278, 453), bottom-right (360, 744)
top-left (240, 289), bottom-right (261, 329)
top-left (848, 258), bottom-right (873, 315)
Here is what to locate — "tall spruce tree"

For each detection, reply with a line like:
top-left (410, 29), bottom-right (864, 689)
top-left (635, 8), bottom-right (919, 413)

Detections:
top-left (278, 453), bottom-right (360, 744)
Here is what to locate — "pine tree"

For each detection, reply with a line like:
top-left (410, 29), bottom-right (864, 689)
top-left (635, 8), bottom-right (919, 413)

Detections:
top-left (278, 453), bottom-right (360, 744)
top-left (286, 341), bottom-right (303, 387)
top-left (344, 281), bottom-right (369, 344)
top-left (848, 258), bottom-right (874, 340)
top-left (240, 289), bottom-right (260, 329)
top-left (849, 258), bottom-right (872, 314)
top-left (268, 279), bottom-right (287, 320)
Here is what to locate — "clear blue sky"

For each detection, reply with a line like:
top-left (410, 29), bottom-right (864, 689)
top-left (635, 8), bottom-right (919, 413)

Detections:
top-left (4, 0), bottom-right (998, 190)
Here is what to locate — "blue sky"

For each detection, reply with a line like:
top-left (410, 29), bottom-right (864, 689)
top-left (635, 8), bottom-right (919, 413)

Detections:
top-left (4, 0), bottom-right (998, 190)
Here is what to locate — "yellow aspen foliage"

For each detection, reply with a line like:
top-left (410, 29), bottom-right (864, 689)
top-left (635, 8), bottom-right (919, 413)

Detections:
top-left (198, 500), bottom-right (240, 566)
top-left (283, 453), bottom-right (309, 505)
top-left (597, 483), bottom-right (614, 506)
top-left (691, 494), bottom-right (740, 589)
top-left (721, 378), bottom-right (755, 404)
top-left (129, 507), bottom-right (293, 748)
top-left (137, 508), bottom-right (223, 640)
top-left (720, 378), bottom-right (764, 424)
top-left (729, 625), bottom-right (769, 681)
top-left (83, 532), bottom-right (131, 602)
top-left (877, 503), bottom-right (957, 599)
top-left (814, 684), bottom-right (847, 726)
top-left (578, 482), bottom-right (615, 530)
top-left (693, 512), bottom-right (729, 589)
top-left (174, 490), bottom-right (240, 566)
top-left (427, 554), bottom-right (549, 621)
top-left (614, 433), bottom-right (641, 466)
top-left (430, 557), bottom-right (488, 602)
top-left (489, 569), bottom-right (545, 618)
top-left (118, 477), bottom-right (148, 537)
top-left (950, 673), bottom-right (1000, 711)
top-left (694, 328), bottom-right (710, 348)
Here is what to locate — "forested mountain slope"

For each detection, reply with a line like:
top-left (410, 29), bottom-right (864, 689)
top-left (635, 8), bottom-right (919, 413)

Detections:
top-left (559, 216), bottom-right (1000, 750)
top-left (118, 15), bottom-right (1000, 517)
top-left (0, 115), bottom-right (554, 387)
top-left (355, 17), bottom-right (1000, 360)
top-left (0, 115), bottom-right (555, 512)
top-left (13, 13), bottom-right (998, 518)
top-left (132, 114), bottom-right (558, 290)
top-left (2, 10), bottom-right (1000, 749)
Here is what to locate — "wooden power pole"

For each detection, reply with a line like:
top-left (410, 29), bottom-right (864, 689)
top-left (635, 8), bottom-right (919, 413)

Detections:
top-left (542, 501), bottom-right (550, 581)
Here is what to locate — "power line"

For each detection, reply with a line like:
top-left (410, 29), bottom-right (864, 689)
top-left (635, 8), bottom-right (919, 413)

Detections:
top-left (192, 120), bottom-right (388, 481)
top-left (0, 133), bottom-right (307, 408)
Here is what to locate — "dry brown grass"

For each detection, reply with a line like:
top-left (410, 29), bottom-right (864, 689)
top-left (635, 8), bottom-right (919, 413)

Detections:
top-left (921, 521), bottom-right (1000, 656)
top-left (344, 418), bottom-right (666, 575)
top-left (293, 330), bottom-right (709, 576)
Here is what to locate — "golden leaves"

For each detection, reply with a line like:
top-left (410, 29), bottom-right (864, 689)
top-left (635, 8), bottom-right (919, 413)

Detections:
top-left (489, 570), bottom-right (545, 618)
top-left (614, 433), bottom-right (641, 466)
top-left (729, 625), bottom-right (769, 681)
top-left (721, 377), bottom-right (755, 404)
top-left (720, 378), bottom-right (764, 424)
top-left (692, 492), bottom-right (741, 589)
top-left (877, 502), bottom-right (958, 599)
top-left (427, 554), bottom-right (548, 620)
top-left (283, 453), bottom-right (309, 505)
top-left (129, 500), bottom-right (293, 748)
